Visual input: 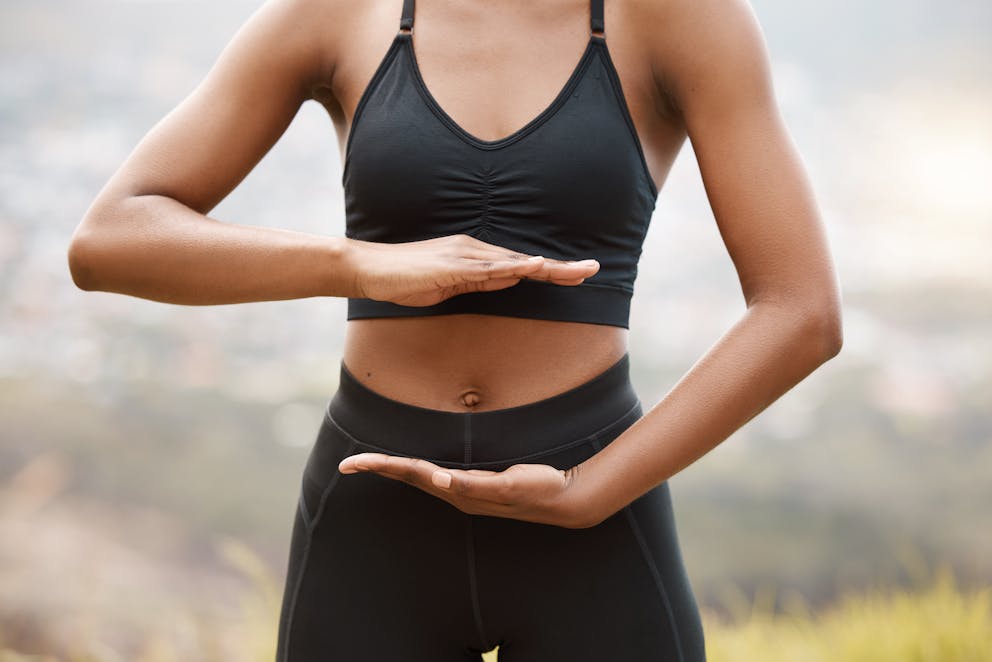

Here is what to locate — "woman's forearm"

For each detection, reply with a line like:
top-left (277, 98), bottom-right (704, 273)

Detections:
top-left (68, 194), bottom-right (361, 304)
top-left (575, 300), bottom-right (843, 526)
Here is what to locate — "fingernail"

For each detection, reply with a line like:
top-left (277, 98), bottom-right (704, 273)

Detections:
top-left (528, 255), bottom-right (544, 261)
top-left (572, 259), bottom-right (598, 265)
top-left (432, 471), bottom-right (452, 489)
top-left (354, 462), bottom-right (369, 471)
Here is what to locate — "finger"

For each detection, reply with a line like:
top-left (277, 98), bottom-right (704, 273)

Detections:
top-left (463, 238), bottom-right (543, 262)
top-left (378, 455), bottom-right (444, 486)
top-left (535, 259), bottom-right (600, 281)
top-left (456, 256), bottom-right (547, 283)
top-left (471, 240), bottom-right (595, 274)
top-left (462, 277), bottom-right (524, 293)
top-left (454, 272), bottom-right (588, 293)
top-left (459, 239), bottom-right (601, 277)
top-left (454, 246), bottom-right (537, 262)
top-left (339, 453), bottom-right (438, 481)
top-left (440, 470), bottom-right (517, 505)
top-left (341, 454), bottom-right (473, 507)
top-left (338, 452), bottom-right (387, 473)
top-left (460, 257), bottom-right (600, 286)
top-left (338, 453), bottom-right (370, 474)
top-left (472, 246), bottom-right (542, 262)
top-left (543, 277), bottom-right (588, 286)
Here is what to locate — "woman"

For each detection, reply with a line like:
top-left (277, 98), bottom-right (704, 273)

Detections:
top-left (68, 0), bottom-right (843, 659)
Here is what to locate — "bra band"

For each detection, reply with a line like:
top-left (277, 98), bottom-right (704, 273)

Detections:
top-left (399, 0), bottom-right (605, 36)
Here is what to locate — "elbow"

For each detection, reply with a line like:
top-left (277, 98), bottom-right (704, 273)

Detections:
top-left (755, 294), bottom-right (843, 363)
top-left (766, 281), bottom-right (845, 362)
top-left (806, 301), bottom-right (844, 362)
top-left (68, 200), bottom-right (119, 292)
top-left (67, 225), bottom-right (100, 291)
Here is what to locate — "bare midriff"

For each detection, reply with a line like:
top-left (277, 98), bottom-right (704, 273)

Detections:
top-left (342, 315), bottom-right (627, 413)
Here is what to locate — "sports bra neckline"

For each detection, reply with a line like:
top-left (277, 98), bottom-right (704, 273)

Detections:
top-left (402, 31), bottom-right (601, 151)
top-left (341, 0), bottom-right (657, 199)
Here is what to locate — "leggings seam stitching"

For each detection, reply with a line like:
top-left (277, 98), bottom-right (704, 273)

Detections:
top-left (307, 439), bottom-right (354, 534)
top-left (596, 432), bottom-right (685, 662)
top-left (279, 525), bottom-right (312, 662)
top-left (280, 438), bottom-right (356, 661)
top-left (297, 489), bottom-right (312, 530)
top-left (466, 516), bottom-right (491, 651)
top-left (591, 438), bottom-right (686, 662)
top-left (464, 416), bottom-right (490, 650)
top-left (324, 401), bottom-right (641, 468)
top-left (623, 505), bottom-right (686, 662)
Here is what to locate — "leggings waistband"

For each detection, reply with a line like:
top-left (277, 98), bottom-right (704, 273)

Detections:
top-left (325, 352), bottom-right (640, 468)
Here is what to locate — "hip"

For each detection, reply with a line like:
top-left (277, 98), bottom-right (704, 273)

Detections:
top-left (277, 350), bottom-right (708, 661)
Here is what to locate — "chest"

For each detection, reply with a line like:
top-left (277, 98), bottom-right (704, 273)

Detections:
top-left (342, 32), bottom-right (657, 249)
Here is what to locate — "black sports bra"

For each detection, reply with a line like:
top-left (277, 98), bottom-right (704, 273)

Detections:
top-left (343, 0), bottom-right (658, 329)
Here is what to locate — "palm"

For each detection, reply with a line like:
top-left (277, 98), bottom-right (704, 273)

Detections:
top-left (337, 452), bottom-right (585, 528)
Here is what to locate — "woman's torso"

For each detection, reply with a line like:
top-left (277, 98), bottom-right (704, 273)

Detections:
top-left (316, 0), bottom-right (688, 412)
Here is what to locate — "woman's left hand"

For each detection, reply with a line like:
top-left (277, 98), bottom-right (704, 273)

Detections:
top-left (338, 452), bottom-right (600, 529)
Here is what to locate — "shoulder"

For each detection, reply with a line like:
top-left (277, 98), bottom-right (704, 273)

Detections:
top-left (239, 0), bottom-right (371, 100)
top-left (626, 0), bottom-right (777, 121)
top-left (626, 0), bottom-right (768, 58)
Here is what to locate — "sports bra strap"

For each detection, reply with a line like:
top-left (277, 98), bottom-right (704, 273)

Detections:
top-left (591, 0), bottom-right (605, 35)
top-left (400, 0), bottom-right (415, 32)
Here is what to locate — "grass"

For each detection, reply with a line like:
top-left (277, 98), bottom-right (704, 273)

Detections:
top-left (703, 563), bottom-right (992, 662)
top-left (1, 540), bottom-right (989, 662)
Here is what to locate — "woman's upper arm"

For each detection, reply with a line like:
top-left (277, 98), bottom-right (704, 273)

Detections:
top-left (85, 0), bottom-right (334, 218)
top-left (656, 0), bottom-right (841, 329)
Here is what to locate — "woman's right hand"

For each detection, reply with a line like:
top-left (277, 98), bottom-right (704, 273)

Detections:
top-left (348, 234), bottom-right (601, 307)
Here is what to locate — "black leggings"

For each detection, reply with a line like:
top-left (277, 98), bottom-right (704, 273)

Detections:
top-left (276, 353), bottom-right (706, 661)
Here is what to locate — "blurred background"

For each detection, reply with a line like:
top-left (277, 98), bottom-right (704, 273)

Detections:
top-left (1, 0), bottom-right (989, 660)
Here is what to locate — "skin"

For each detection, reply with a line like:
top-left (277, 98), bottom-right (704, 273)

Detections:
top-left (68, 0), bottom-right (843, 529)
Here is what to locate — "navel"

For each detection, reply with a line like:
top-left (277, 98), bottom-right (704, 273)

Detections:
top-left (459, 389), bottom-right (482, 408)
